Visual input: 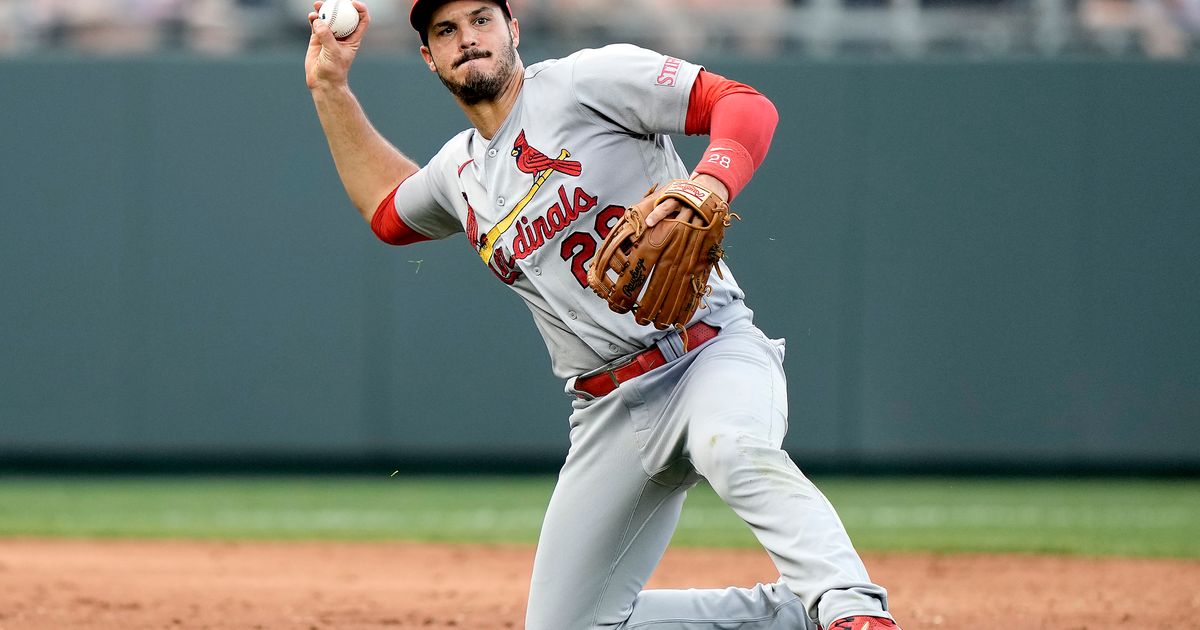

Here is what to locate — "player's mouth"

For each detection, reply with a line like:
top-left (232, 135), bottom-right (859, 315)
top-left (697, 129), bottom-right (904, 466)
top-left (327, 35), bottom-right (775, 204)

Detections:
top-left (454, 49), bottom-right (492, 68)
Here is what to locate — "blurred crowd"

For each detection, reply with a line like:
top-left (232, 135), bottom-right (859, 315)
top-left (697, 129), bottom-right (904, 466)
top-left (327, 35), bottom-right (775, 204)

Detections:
top-left (0, 0), bottom-right (1196, 58)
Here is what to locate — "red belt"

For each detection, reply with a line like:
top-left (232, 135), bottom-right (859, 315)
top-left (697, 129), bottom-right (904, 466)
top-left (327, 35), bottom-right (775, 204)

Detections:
top-left (575, 322), bottom-right (720, 399)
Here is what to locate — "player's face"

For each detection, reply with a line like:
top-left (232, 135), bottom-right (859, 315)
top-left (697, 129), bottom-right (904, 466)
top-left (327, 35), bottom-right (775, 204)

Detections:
top-left (421, 1), bottom-right (520, 105)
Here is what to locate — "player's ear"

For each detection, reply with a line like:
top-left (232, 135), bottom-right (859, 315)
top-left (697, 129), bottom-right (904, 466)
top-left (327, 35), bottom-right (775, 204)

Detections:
top-left (509, 17), bottom-right (519, 47)
top-left (420, 45), bottom-right (437, 72)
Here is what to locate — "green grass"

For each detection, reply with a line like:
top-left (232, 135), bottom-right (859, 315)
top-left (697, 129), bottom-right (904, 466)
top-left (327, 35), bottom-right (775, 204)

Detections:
top-left (0, 475), bottom-right (1196, 557)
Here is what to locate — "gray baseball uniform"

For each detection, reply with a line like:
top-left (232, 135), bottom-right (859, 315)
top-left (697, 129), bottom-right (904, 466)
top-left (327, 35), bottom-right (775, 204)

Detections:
top-left (385, 44), bottom-right (894, 630)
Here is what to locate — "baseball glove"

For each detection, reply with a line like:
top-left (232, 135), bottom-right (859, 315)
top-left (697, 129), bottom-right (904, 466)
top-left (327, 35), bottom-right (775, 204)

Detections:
top-left (587, 179), bottom-right (737, 334)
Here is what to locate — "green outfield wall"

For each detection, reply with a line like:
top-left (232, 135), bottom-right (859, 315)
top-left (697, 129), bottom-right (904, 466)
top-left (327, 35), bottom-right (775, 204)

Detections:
top-left (1, 55), bottom-right (1197, 472)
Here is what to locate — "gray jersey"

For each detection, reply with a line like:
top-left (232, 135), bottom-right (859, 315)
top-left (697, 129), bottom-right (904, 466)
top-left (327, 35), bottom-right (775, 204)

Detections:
top-left (388, 44), bottom-right (745, 378)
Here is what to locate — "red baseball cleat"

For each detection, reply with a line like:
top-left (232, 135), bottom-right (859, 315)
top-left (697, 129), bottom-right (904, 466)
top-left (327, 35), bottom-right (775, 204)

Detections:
top-left (826, 616), bottom-right (902, 630)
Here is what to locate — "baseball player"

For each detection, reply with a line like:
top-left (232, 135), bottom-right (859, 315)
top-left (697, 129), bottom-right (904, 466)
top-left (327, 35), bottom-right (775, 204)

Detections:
top-left (305, 1), bottom-right (903, 628)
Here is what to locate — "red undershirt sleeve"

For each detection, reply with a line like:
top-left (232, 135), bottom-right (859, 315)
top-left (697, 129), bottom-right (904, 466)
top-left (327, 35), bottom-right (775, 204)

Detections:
top-left (685, 70), bottom-right (779, 200)
top-left (371, 182), bottom-right (432, 246)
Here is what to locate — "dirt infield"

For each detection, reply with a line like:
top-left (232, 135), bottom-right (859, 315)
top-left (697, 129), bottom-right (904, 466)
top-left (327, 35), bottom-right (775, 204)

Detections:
top-left (1, 539), bottom-right (1197, 629)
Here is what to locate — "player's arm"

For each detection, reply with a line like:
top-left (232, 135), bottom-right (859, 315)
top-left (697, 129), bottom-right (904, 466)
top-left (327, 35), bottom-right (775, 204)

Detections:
top-left (305, 1), bottom-right (418, 224)
top-left (646, 71), bottom-right (779, 226)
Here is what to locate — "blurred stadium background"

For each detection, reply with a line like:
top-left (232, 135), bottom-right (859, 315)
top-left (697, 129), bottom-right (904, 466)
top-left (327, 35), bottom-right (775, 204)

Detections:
top-left (0, 0), bottom-right (1197, 59)
top-left (0, 0), bottom-right (1197, 479)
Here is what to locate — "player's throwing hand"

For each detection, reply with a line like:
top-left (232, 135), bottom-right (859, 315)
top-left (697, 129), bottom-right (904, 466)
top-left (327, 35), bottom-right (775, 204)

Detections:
top-left (305, 0), bottom-right (370, 91)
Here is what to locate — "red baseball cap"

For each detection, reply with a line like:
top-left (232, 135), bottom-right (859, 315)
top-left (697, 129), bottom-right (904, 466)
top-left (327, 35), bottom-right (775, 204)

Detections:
top-left (409, 0), bottom-right (513, 34)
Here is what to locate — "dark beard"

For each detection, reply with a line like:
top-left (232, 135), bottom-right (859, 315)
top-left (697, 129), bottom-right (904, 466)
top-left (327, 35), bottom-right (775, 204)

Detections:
top-left (437, 42), bottom-right (516, 105)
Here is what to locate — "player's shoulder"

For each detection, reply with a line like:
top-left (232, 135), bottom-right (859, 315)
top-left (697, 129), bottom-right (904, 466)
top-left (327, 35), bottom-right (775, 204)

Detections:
top-left (423, 128), bottom-right (477, 174)
top-left (525, 44), bottom-right (676, 82)
top-left (584, 43), bottom-right (670, 59)
top-left (523, 50), bottom-right (579, 81)
top-left (433, 128), bottom-right (475, 156)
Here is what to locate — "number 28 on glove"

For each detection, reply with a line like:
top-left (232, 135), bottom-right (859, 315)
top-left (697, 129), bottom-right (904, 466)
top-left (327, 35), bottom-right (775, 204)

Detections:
top-left (587, 179), bottom-right (739, 332)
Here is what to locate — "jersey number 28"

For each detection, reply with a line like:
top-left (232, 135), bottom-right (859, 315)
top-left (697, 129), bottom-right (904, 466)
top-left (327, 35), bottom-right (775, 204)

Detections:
top-left (560, 204), bottom-right (625, 288)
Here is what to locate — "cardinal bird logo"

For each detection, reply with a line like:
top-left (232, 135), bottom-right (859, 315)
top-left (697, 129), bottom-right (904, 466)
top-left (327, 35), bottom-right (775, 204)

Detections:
top-left (472, 129), bottom-right (584, 267)
top-left (511, 130), bottom-right (582, 177)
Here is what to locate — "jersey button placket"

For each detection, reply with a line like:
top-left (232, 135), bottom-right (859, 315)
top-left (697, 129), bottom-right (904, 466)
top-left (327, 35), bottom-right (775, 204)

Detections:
top-left (487, 148), bottom-right (498, 158)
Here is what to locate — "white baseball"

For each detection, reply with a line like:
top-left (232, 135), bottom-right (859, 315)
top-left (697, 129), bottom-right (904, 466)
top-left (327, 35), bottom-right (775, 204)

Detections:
top-left (318, 0), bottom-right (360, 39)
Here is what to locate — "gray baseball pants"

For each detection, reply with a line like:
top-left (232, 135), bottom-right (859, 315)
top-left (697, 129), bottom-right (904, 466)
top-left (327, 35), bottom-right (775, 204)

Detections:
top-left (525, 310), bottom-right (893, 629)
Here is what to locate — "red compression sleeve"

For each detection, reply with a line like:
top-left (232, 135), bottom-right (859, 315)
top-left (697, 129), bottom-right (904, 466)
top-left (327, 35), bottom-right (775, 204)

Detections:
top-left (371, 184), bottom-right (431, 246)
top-left (685, 71), bottom-right (779, 200)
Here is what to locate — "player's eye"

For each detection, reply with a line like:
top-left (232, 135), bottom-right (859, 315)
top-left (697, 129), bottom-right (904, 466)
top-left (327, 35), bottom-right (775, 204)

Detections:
top-left (474, 16), bottom-right (490, 26)
top-left (437, 25), bottom-right (454, 36)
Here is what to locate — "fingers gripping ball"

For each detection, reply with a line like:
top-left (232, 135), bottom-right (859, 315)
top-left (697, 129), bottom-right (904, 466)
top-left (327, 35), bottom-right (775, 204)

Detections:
top-left (588, 179), bottom-right (738, 331)
top-left (319, 0), bottom-right (359, 39)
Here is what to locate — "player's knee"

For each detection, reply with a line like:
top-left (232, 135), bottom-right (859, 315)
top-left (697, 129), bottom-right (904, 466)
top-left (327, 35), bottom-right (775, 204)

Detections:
top-left (689, 430), bottom-right (763, 495)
